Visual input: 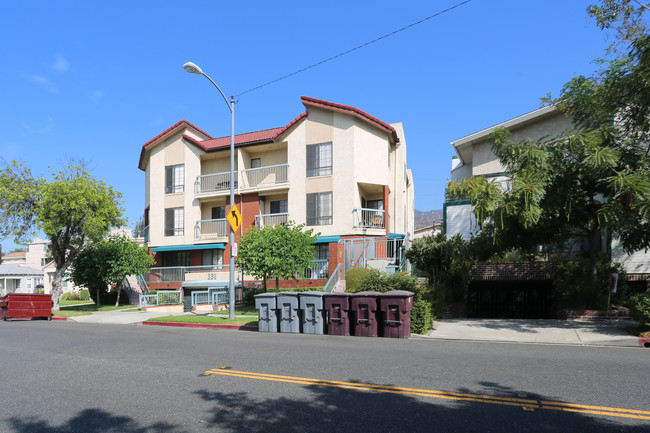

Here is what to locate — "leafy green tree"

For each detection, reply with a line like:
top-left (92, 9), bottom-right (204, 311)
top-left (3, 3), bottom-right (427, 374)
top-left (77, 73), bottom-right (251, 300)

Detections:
top-left (71, 234), bottom-right (155, 306)
top-left (0, 161), bottom-right (124, 310)
top-left (237, 222), bottom-right (319, 291)
top-left (405, 233), bottom-right (472, 305)
top-left (446, 1), bottom-right (650, 301)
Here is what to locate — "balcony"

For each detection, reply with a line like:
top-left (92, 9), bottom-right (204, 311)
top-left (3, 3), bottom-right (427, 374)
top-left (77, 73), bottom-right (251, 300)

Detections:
top-left (195, 218), bottom-right (228, 240)
top-left (255, 212), bottom-right (289, 228)
top-left (353, 208), bottom-right (385, 229)
top-left (241, 164), bottom-right (288, 191)
top-left (305, 260), bottom-right (329, 279)
top-left (195, 171), bottom-right (238, 197)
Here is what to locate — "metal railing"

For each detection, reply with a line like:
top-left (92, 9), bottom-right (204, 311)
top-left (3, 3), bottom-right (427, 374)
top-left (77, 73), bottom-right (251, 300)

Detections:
top-left (141, 265), bottom-right (231, 284)
top-left (139, 289), bottom-right (182, 307)
top-left (241, 164), bottom-right (288, 189)
top-left (191, 288), bottom-right (229, 307)
top-left (353, 208), bottom-right (385, 229)
top-left (305, 260), bottom-right (329, 279)
top-left (195, 218), bottom-right (228, 239)
top-left (195, 171), bottom-right (238, 194)
top-left (323, 263), bottom-right (342, 293)
top-left (137, 274), bottom-right (149, 295)
top-left (255, 213), bottom-right (289, 227)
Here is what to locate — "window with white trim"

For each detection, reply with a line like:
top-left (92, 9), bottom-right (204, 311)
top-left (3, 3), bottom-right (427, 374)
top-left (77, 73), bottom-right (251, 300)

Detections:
top-left (306, 192), bottom-right (332, 226)
top-left (202, 249), bottom-right (224, 266)
top-left (165, 207), bottom-right (184, 236)
top-left (306, 142), bottom-right (332, 177)
top-left (165, 164), bottom-right (184, 194)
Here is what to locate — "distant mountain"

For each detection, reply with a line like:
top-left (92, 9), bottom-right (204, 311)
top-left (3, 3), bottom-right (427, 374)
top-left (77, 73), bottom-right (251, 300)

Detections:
top-left (414, 209), bottom-right (442, 229)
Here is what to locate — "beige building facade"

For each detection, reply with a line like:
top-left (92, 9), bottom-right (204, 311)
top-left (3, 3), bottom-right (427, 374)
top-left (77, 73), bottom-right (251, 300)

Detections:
top-left (139, 96), bottom-right (414, 290)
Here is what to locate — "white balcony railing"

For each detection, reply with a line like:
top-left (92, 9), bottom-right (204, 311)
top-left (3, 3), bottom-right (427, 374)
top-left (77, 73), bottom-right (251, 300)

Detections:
top-left (195, 218), bottom-right (228, 239)
top-left (353, 208), bottom-right (385, 229)
top-left (195, 171), bottom-right (238, 195)
top-left (241, 164), bottom-right (288, 189)
top-left (255, 213), bottom-right (289, 228)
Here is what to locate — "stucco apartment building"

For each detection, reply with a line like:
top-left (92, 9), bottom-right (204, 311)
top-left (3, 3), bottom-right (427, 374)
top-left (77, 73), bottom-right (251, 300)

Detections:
top-left (139, 96), bottom-right (414, 292)
top-left (444, 105), bottom-right (649, 301)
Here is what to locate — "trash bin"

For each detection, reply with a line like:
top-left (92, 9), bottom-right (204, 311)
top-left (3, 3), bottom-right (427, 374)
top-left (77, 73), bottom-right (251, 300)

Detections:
top-left (350, 291), bottom-right (381, 337)
top-left (0, 293), bottom-right (52, 321)
top-left (254, 292), bottom-right (278, 333)
top-left (277, 292), bottom-right (301, 333)
top-left (379, 291), bottom-right (414, 338)
top-left (324, 293), bottom-right (351, 336)
top-left (299, 291), bottom-right (325, 335)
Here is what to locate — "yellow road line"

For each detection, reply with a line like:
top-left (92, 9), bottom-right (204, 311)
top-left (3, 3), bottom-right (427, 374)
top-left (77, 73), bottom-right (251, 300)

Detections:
top-left (203, 368), bottom-right (650, 421)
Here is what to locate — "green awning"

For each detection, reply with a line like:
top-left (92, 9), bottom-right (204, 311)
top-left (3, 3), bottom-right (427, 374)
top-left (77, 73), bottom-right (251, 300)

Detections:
top-left (151, 243), bottom-right (225, 252)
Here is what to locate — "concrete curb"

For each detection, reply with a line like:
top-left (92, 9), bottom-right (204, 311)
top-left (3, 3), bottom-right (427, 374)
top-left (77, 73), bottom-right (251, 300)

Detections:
top-left (51, 317), bottom-right (67, 321)
top-left (142, 321), bottom-right (258, 331)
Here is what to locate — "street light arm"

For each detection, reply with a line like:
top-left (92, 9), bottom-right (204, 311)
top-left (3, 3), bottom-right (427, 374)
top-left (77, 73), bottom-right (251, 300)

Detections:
top-left (200, 73), bottom-right (232, 113)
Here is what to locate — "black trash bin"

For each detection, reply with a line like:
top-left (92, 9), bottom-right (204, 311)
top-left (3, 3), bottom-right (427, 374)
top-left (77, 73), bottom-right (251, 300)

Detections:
top-left (379, 291), bottom-right (414, 338)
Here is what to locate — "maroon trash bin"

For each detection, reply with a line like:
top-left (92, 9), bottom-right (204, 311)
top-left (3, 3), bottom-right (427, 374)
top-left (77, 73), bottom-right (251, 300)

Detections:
top-left (0, 293), bottom-right (53, 321)
top-left (350, 291), bottom-right (380, 337)
top-left (379, 291), bottom-right (414, 338)
top-left (324, 293), bottom-right (351, 336)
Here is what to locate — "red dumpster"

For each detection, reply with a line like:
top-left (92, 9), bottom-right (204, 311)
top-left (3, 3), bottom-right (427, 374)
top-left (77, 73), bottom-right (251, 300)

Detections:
top-left (379, 291), bottom-right (414, 338)
top-left (350, 291), bottom-right (380, 337)
top-left (0, 293), bottom-right (53, 321)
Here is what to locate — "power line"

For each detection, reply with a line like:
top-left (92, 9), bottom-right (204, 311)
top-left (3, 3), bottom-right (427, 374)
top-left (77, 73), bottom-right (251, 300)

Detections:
top-left (233, 0), bottom-right (475, 98)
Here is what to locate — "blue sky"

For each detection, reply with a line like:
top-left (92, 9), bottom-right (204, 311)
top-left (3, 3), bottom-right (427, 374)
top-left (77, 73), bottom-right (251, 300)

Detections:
top-left (1, 0), bottom-right (612, 252)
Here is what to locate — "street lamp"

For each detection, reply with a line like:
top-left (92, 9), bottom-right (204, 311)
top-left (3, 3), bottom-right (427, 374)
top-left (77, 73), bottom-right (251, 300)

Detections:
top-left (183, 61), bottom-right (236, 320)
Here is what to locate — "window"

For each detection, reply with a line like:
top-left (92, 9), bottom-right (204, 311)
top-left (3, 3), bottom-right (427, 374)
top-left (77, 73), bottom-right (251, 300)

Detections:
top-left (306, 192), bottom-right (332, 225)
top-left (202, 249), bottom-right (224, 266)
top-left (211, 206), bottom-right (226, 219)
top-left (162, 251), bottom-right (190, 267)
top-left (306, 142), bottom-right (332, 177)
top-left (251, 158), bottom-right (261, 169)
top-left (165, 207), bottom-right (184, 236)
top-left (306, 244), bottom-right (329, 279)
top-left (270, 200), bottom-right (287, 214)
top-left (165, 164), bottom-right (184, 193)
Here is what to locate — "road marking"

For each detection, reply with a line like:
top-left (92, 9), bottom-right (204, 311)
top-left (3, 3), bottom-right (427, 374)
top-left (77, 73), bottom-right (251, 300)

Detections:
top-left (203, 368), bottom-right (650, 421)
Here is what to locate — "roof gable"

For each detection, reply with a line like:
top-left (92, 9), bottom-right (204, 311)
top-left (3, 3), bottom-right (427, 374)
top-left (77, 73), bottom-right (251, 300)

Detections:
top-left (138, 120), bottom-right (213, 170)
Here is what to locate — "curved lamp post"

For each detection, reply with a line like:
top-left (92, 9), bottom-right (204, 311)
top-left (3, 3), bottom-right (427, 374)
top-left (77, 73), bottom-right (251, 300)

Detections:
top-left (183, 62), bottom-right (236, 320)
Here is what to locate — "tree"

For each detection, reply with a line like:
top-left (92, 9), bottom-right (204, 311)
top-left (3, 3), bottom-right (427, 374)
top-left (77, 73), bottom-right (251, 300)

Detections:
top-left (237, 222), bottom-right (319, 291)
top-left (0, 161), bottom-right (124, 310)
top-left (405, 233), bottom-right (472, 305)
top-left (446, 1), bottom-right (650, 300)
top-left (133, 216), bottom-right (145, 238)
top-left (71, 234), bottom-right (155, 306)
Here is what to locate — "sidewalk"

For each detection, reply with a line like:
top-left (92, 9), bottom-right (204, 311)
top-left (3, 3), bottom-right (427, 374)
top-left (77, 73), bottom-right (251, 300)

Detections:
top-left (422, 319), bottom-right (640, 347)
top-left (62, 310), bottom-right (642, 347)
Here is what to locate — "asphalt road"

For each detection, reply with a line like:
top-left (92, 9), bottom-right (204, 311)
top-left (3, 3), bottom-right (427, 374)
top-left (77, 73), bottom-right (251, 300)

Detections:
top-left (0, 321), bottom-right (648, 432)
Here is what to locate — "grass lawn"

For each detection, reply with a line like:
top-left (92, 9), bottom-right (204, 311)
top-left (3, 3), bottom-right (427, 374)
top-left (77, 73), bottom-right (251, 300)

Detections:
top-left (231, 305), bottom-right (258, 316)
top-left (53, 310), bottom-right (93, 317)
top-left (60, 304), bottom-right (136, 312)
top-left (59, 300), bottom-right (95, 307)
top-left (147, 315), bottom-right (258, 326)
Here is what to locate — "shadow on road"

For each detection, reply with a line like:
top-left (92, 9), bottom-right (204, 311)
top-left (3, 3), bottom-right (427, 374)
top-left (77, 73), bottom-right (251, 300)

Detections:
top-left (5, 381), bottom-right (647, 432)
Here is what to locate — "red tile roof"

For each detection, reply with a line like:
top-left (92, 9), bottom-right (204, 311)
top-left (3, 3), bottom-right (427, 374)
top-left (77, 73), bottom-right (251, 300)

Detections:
top-left (139, 97), bottom-right (397, 170)
top-left (2, 252), bottom-right (26, 259)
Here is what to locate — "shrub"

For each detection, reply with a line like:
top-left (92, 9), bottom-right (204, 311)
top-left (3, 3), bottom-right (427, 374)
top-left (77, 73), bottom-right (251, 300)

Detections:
top-left (345, 267), bottom-right (374, 292)
top-left (629, 292), bottom-right (650, 330)
top-left (79, 289), bottom-right (90, 300)
top-left (553, 257), bottom-right (626, 310)
top-left (243, 289), bottom-right (263, 305)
